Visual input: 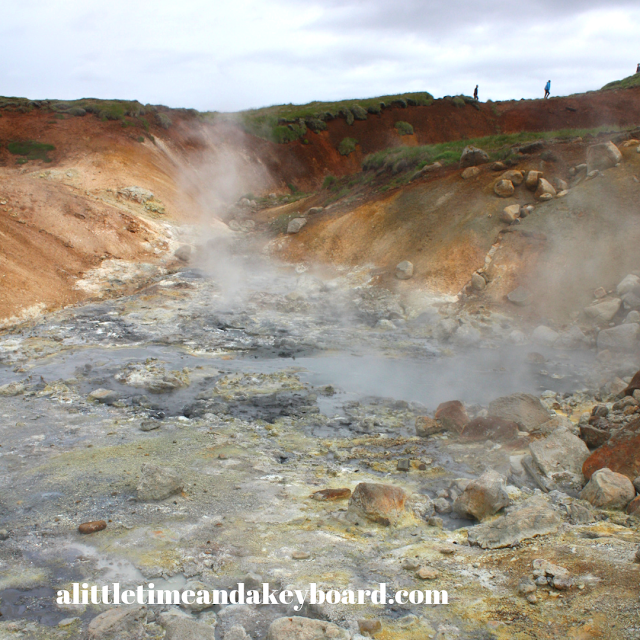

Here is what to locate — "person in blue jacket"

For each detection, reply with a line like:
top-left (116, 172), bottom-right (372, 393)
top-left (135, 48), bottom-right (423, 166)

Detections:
top-left (544, 80), bottom-right (551, 99)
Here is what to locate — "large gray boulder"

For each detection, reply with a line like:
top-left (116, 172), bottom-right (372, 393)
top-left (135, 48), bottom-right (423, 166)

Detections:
top-left (584, 298), bottom-right (621, 324)
top-left (529, 427), bottom-right (590, 480)
top-left (287, 218), bottom-right (307, 234)
top-left (587, 141), bottom-right (622, 172)
top-left (137, 464), bottom-right (183, 501)
top-left (87, 606), bottom-right (146, 640)
top-left (467, 497), bottom-right (562, 549)
top-left (266, 617), bottom-right (350, 640)
top-left (460, 145), bottom-right (489, 168)
top-left (617, 274), bottom-right (640, 297)
top-left (453, 470), bottom-right (510, 521)
top-left (580, 468), bottom-right (636, 510)
top-left (488, 393), bottom-right (551, 432)
top-left (597, 323), bottom-right (640, 351)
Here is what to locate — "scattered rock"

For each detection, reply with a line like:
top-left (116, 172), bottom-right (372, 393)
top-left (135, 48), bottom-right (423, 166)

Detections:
top-left (488, 393), bottom-right (551, 432)
top-left (306, 207), bottom-right (323, 215)
top-left (584, 298), bottom-right (621, 324)
top-left (467, 497), bottom-right (562, 549)
top-left (407, 493), bottom-right (434, 520)
top-left (580, 423), bottom-right (610, 449)
top-left (174, 245), bottom-right (192, 262)
top-left (500, 204), bottom-right (520, 223)
top-left (501, 170), bottom-right (524, 185)
top-left (461, 166), bottom-right (480, 179)
top-left (507, 286), bottom-right (533, 306)
top-left (434, 497), bottom-right (452, 514)
top-left (517, 576), bottom-right (536, 595)
top-left (162, 613), bottom-right (217, 640)
top-left (580, 468), bottom-right (635, 509)
top-left (224, 626), bottom-right (250, 640)
top-left (311, 488), bottom-right (351, 501)
top-left (395, 260), bottom-right (414, 280)
top-left (453, 470), bottom-right (510, 521)
top-left (594, 287), bottom-right (607, 299)
top-left (435, 400), bottom-right (469, 433)
top-left (460, 417), bottom-right (520, 443)
top-left (494, 179), bottom-right (515, 197)
top-left (0, 381), bottom-right (25, 396)
top-left (587, 141), bottom-right (622, 172)
top-left (534, 178), bottom-right (557, 200)
top-left (554, 177), bottom-right (568, 191)
top-left (287, 218), bottom-right (307, 234)
top-left (266, 616), bottom-right (349, 640)
top-left (87, 606), bottom-right (146, 640)
top-left (292, 551), bottom-right (310, 560)
top-left (348, 482), bottom-right (407, 526)
top-left (627, 495), bottom-right (640, 516)
top-left (78, 520), bottom-right (107, 534)
top-left (358, 619), bottom-right (382, 636)
top-left (597, 323), bottom-right (640, 351)
top-left (470, 273), bottom-right (486, 291)
top-left (525, 170), bottom-right (543, 190)
top-left (460, 145), bottom-right (489, 168)
top-left (531, 325), bottom-right (559, 346)
top-left (529, 427), bottom-right (590, 480)
top-left (617, 274), bottom-right (640, 297)
top-left (136, 464), bottom-right (183, 501)
top-left (88, 388), bottom-right (118, 405)
top-left (0, 529), bottom-right (9, 541)
top-left (415, 416), bottom-right (447, 437)
top-left (417, 567), bottom-right (439, 580)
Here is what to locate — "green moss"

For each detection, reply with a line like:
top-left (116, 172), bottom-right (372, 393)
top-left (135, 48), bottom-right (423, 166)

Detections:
top-left (338, 137), bottom-right (358, 156)
top-left (322, 175), bottom-right (337, 189)
top-left (395, 121), bottom-right (414, 136)
top-left (8, 140), bottom-right (55, 162)
top-left (601, 73), bottom-right (640, 91)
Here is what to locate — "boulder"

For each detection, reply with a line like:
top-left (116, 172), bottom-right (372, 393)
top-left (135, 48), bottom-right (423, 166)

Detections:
top-left (529, 427), bottom-right (590, 479)
top-left (0, 381), bottom-right (25, 396)
top-left (597, 323), bottom-right (640, 351)
top-left (266, 617), bottom-right (350, 640)
top-left (625, 311), bottom-right (640, 324)
top-left (554, 177), bottom-right (568, 191)
top-left (587, 141), bottom-right (622, 172)
top-left (494, 179), bottom-right (515, 197)
top-left (584, 298), bottom-right (621, 324)
top-left (627, 496), bottom-right (640, 516)
top-left (461, 166), bottom-right (480, 179)
top-left (507, 286), bottom-right (533, 306)
top-left (88, 389), bottom-right (118, 405)
top-left (137, 464), bottom-right (183, 501)
top-left (623, 369), bottom-right (640, 396)
top-left (525, 170), bottom-right (543, 190)
top-left (174, 245), bottom-right (192, 262)
top-left (500, 204), bottom-right (520, 223)
top-left (460, 146), bottom-right (489, 168)
top-left (531, 325), bottom-right (559, 346)
top-left (287, 218), bottom-right (307, 234)
top-left (467, 497), bottom-right (562, 549)
top-left (583, 422), bottom-right (640, 480)
top-left (617, 274), bottom-right (640, 297)
top-left (87, 606), bottom-right (146, 640)
top-left (395, 261), bottom-right (414, 280)
top-left (164, 617), bottom-right (216, 640)
top-left (535, 178), bottom-right (556, 200)
top-left (488, 393), bottom-right (551, 432)
top-left (500, 170), bottom-right (524, 186)
top-left (453, 471), bottom-right (510, 521)
top-left (348, 482), bottom-right (407, 526)
top-left (580, 468), bottom-right (635, 509)
top-left (435, 400), bottom-right (469, 433)
top-left (460, 417), bottom-right (520, 442)
top-left (580, 423), bottom-right (610, 449)
top-left (471, 273), bottom-right (487, 291)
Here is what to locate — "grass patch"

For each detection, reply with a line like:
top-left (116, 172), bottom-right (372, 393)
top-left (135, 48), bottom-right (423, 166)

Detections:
top-left (602, 73), bottom-right (640, 91)
top-left (362, 125), bottom-right (624, 174)
top-left (8, 140), bottom-right (55, 162)
top-left (395, 121), bottom-right (414, 136)
top-left (323, 175), bottom-right (337, 189)
top-left (338, 138), bottom-right (358, 156)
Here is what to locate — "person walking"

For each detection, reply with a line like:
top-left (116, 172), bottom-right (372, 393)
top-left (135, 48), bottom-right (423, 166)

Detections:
top-left (636, 63), bottom-right (640, 74)
top-left (473, 85), bottom-right (478, 101)
top-left (544, 80), bottom-right (551, 99)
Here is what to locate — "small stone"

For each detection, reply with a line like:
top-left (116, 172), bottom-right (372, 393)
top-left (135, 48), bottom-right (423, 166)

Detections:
top-left (311, 488), bottom-right (351, 501)
top-left (439, 545), bottom-right (456, 555)
top-left (517, 576), bottom-right (537, 595)
top-left (507, 286), bottom-right (533, 306)
top-left (137, 464), bottom-right (183, 501)
top-left (428, 516), bottom-right (444, 527)
top-left (139, 420), bottom-right (160, 431)
top-left (402, 558), bottom-right (420, 570)
top-left (580, 468), bottom-right (635, 509)
top-left (594, 287), bottom-right (607, 299)
top-left (58, 617), bottom-right (80, 627)
top-left (525, 170), bottom-right (543, 190)
top-left (78, 520), bottom-right (107, 534)
top-left (395, 260), bottom-right (414, 280)
top-left (417, 567), bottom-right (439, 580)
top-left (500, 204), bottom-right (520, 223)
top-left (0, 529), bottom-right (9, 541)
top-left (397, 459), bottom-right (411, 471)
top-left (471, 273), bottom-right (486, 291)
top-left (526, 594), bottom-right (537, 604)
top-left (348, 483), bottom-right (407, 526)
top-left (635, 546), bottom-right (640, 562)
top-left (287, 218), bottom-right (307, 234)
top-left (435, 400), bottom-right (469, 433)
top-left (87, 606), bottom-right (146, 640)
top-left (461, 166), bottom-right (480, 179)
top-left (415, 416), bottom-right (446, 437)
top-left (292, 551), bottom-right (310, 560)
top-left (174, 245), bottom-right (192, 262)
top-left (0, 381), bottom-right (25, 396)
top-left (494, 179), bottom-right (515, 197)
top-left (434, 497), bottom-right (452, 514)
top-left (267, 617), bottom-right (349, 640)
top-left (500, 170), bottom-right (524, 186)
top-left (453, 470), bottom-right (510, 521)
top-left (358, 619), bottom-right (382, 636)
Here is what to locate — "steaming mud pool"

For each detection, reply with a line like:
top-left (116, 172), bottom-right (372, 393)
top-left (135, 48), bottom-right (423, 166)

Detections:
top-left (0, 255), bottom-right (639, 640)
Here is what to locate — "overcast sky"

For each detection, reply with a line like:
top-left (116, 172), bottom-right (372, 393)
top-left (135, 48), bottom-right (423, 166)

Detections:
top-left (2, 0), bottom-right (640, 112)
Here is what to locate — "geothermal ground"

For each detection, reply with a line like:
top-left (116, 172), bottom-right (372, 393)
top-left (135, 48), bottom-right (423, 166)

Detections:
top-left (1, 90), bottom-right (640, 640)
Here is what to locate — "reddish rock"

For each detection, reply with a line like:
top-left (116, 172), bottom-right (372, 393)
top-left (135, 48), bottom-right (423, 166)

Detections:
top-left (461, 417), bottom-right (520, 442)
top-left (348, 482), bottom-right (407, 526)
top-left (78, 520), bottom-right (107, 534)
top-left (624, 369), bottom-right (640, 396)
top-left (627, 495), bottom-right (640, 516)
top-left (583, 420), bottom-right (640, 480)
top-left (310, 488), bottom-right (351, 501)
top-left (434, 400), bottom-right (469, 434)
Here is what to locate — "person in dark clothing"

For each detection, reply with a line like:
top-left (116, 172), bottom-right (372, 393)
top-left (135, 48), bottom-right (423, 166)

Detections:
top-left (544, 80), bottom-right (551, 99)
top-left (473, 85), bottom-right (478, 101)
top-left (637, 63), bottom-right (640, 74)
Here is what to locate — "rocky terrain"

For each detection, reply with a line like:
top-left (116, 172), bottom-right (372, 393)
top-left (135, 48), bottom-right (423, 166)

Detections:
top-left (1, 84), bottom-right (640, 639)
